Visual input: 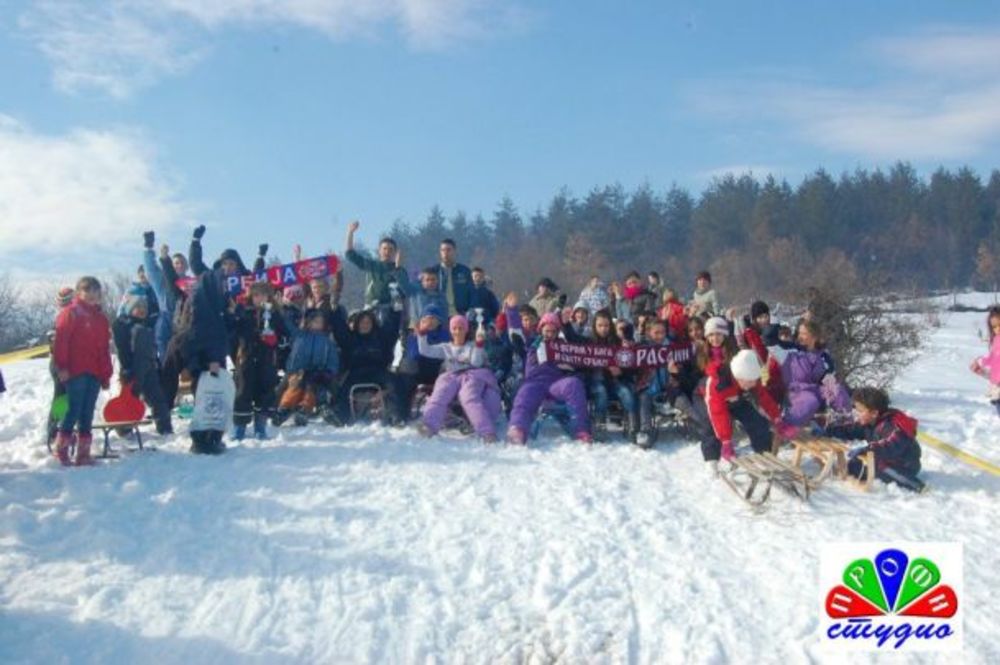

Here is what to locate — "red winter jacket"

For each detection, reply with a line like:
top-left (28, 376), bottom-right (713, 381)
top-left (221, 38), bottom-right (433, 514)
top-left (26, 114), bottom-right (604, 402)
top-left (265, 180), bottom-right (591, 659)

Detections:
top-left (658, 301), bottom-right (688, 340)
top-left (703, 360), bottom-right (781, 443)
top-left (53, 298), bottom-right (113, 384)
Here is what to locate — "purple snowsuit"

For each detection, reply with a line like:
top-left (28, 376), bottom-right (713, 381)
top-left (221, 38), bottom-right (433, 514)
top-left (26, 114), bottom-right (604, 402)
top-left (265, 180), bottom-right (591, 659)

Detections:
top-left (418, 337), bottom-right (502, 437)
top-left (781, 347), bottom-right (851, 425)
top-left (508, 338), bottom-right (590, 439)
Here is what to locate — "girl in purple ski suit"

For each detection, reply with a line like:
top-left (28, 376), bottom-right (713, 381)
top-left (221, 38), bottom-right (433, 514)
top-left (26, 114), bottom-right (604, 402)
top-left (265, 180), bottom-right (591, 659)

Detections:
top-left (506, 312), bottom-right (591, 445)
top-left (418, 315), bottom-right (502, 441)
top-left (781, 319), bottom-right (851, 426)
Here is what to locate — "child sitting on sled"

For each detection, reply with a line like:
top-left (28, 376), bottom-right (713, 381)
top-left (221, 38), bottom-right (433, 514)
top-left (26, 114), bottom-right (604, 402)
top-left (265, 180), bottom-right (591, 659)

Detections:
top-left (820, 386), bottom-right (924, 492)
top-left (275, 309), bottom-right (340, 427)
top-left (112, 289), bottom-right (173, 435)
top-left (416, 314), bottom-right (502, 442)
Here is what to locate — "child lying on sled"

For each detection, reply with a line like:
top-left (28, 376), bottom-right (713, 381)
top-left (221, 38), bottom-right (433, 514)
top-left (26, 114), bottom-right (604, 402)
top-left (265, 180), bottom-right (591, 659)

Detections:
top-left (819, 386), bottom-right (924, 492)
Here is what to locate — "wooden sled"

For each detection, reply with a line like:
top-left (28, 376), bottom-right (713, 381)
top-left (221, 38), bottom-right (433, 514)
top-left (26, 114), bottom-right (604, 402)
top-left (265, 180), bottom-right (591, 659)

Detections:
top-left (790, 436), bottom-right (874, 491)
top-left (722, 452), bottom-right (815, 509)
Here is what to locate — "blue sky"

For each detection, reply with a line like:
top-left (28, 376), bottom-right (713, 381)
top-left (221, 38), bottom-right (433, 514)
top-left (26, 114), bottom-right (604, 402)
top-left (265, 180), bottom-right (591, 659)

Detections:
top-left (2, 0), bottom-right (999, 279)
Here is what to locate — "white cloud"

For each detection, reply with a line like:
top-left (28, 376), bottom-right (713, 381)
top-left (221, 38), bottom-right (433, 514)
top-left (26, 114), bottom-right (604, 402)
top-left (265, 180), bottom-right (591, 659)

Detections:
top-left (0, 116), bottom-right (189, 264)
top-left (687, 26), bottom-right (1000, 161)
top-left (20, 0), bottom-right (532, 97)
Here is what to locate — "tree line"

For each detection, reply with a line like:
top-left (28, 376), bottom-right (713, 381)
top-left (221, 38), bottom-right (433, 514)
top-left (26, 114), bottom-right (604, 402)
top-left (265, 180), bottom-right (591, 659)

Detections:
top-left (372, 162), bottom-right (1000, 307)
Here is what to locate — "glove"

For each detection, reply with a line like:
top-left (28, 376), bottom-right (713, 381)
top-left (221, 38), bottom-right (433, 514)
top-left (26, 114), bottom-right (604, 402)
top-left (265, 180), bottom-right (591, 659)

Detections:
top-left (120, 369), bottom-right (132, 385)
top-left (143, 231), bottom-right (155, 248)
top-left (557, 293), bottom-right (568, 307)
top-left (720, 440), bottom-right (735, 462)
top-left (776, 420), bottom-right (799, 440)
top-left (258, 243), bottom-right (269, 258)
top-left (193, 224), bottom-right (206, 240)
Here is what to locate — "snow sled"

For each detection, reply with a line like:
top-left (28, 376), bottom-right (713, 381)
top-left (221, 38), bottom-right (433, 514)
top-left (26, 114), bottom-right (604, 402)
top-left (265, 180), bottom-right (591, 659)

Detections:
top-left (789, 436), bottom-right (875, 491)
top-left (721, 452), bottom-right (816, 510)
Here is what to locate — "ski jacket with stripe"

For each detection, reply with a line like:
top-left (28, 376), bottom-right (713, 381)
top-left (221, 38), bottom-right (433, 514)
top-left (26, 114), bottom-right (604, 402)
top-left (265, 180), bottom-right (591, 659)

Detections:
top-left (824, 409), bottom-right (921, 475)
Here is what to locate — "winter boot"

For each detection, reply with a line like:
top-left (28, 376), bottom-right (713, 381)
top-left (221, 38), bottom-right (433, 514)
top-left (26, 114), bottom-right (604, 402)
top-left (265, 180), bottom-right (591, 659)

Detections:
top-left (293, 410), bottom-right (309, 427)
top-left (575, 431), bottom-right (593, 445)
top-left (205, 431), bottom-right (226, 455)
top-left (706, 460), bottom-right (720, 478)
top-left (319, 404), bottom-right (342, 426)
top-left (416, 422), bottom-right (434, 438)
top-left (75, 434), bottom-right (95, 466)
top-left (233, 423), bottom-right (247, 441)
top-left (53, 431), bottom-right (74, 466)
top-left (635, 430), bottom-right (652, 449)
top-left (272, 408), bottom-right (292, 427)
top-left (506, 426), bottom-right (526, 445)
top-left (253, 413), bottom-right (269, 440)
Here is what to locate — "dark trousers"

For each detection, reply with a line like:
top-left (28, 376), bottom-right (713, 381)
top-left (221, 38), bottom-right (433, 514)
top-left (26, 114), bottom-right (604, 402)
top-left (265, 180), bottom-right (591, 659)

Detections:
top-left (60, 374), bottom-right (100, 436)
top-left (693, 396), bottom-right (773, 462)
top-left (848, 454), bottom-right (926, 492)
top-left (136, 370), bottom-right (172, 433)
top-left (233, 354), bottom-right (278, 426)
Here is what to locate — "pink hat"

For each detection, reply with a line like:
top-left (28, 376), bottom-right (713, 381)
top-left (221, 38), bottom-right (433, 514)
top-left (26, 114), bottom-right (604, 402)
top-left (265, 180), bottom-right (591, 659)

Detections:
top-left (539, 312), bottom-right (561, 331)
top-left (449, 314), bottom-right (469, 332)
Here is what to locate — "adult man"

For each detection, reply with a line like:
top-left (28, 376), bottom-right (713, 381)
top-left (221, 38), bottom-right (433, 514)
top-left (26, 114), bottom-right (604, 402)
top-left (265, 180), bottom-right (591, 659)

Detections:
top-left (345, 220), bottom-right (411, 307)
top-left (430, 238), bottom-right (473, 316)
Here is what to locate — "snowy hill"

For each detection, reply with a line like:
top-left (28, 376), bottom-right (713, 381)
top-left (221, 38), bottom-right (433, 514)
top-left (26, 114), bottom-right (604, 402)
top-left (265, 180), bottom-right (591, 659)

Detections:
top-left (1, 295), bottom-right (998, 664)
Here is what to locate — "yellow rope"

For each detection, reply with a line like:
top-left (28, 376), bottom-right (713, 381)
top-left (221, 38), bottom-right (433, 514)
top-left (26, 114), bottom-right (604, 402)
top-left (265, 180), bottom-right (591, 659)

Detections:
top-left (0, 344), bottom-right (49, 365)
top-left (918, 432), bottom-right (1000, 477)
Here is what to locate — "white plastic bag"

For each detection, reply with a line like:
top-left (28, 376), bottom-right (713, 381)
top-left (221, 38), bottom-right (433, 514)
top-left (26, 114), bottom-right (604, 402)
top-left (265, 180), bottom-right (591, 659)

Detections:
top-left (191, 370), bottom-right (235, 432)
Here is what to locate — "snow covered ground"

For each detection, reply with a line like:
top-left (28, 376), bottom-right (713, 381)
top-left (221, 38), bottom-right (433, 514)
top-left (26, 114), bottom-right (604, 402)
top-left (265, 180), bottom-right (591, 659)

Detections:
top-left (1, 294), bottom-right (997, 664)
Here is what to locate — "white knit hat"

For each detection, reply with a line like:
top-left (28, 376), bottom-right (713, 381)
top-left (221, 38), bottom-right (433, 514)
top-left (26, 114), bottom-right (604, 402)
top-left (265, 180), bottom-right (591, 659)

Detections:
top-left (705, 316), bottom-right (729, 338)
top-left (730, 349), bottom-right (762, 381)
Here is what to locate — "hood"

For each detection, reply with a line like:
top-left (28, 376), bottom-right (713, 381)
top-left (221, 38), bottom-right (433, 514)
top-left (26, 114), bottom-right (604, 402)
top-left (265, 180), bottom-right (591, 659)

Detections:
top-left (887, 409), bottom-right (918, 438)
top-left (212, 248), bottom-right (249, 274)
top-left (421, 302), bottom-right (447, 323)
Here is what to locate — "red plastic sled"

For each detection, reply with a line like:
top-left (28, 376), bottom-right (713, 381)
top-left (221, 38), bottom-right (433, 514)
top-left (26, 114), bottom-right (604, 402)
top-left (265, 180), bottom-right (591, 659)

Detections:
top-left (103, 383), bottom-right (146, 422)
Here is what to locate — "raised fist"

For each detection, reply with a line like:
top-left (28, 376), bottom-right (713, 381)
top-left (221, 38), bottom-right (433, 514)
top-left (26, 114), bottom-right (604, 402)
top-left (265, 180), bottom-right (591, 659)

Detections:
top-left (193, 224), bottom-right (206, 240)
top-left (348, 220), bottom-right (360, 233)
top-left (258, 243), bottom-right (269, 258)
top-left (143, 231), bottom-right (155, 248)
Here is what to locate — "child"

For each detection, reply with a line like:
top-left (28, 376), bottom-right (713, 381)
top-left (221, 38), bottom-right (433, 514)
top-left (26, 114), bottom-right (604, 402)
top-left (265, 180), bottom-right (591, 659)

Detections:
top-left (737, 300), bottom-right (786, 405)
top-left (468, 267), bottom-right (500, 324)
top-left (696, 350), bottom-right (797, 473)
top-left (333, 310), bottom-right (395, 423)
top-left (970, 306), bottom-right (1000, 417)
top-left (507, 312), bottom-right (591, 444)
top-left (389, 303), bottom-right (449, 425)
top-left (578, 276), bottom-right (611, 315)
top-left (696, 316), bottom-right (736, 372)
top-left (46, 287), bottom-right (75, 446)
top-left (112, 291), bottom-right (173, 435)
top-left (417, 315), bottom-right (502, 441)
top-left (821, 387), bottom-right (924, 492)
top-left (614, 271), bottom-right (657, 324)
top-left (634, 319), bottom-right (700, 448)
top-left (658, 288), bottom-right (688, 341)
top-left (689, 271), bottom-right (720, 318)
top-left (587, 309), bottom-right (637, 441)
top-left (529, 278), bottom-right (563, 315)
top-left (275, 309), bottom-right (340, 426)
top-left (52, 277), bottom-right (113, 466)
top-left (232, 282), bottom-right (290, 440)
top-left (781, 319), bottom-right (851, 426)
top-left (570, 303), bottom-right (591, 339)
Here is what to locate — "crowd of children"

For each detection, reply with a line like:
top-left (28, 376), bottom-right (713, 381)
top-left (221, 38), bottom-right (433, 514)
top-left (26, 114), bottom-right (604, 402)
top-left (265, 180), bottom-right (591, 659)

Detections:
top-left (46, 222), bottom-right (989, 493)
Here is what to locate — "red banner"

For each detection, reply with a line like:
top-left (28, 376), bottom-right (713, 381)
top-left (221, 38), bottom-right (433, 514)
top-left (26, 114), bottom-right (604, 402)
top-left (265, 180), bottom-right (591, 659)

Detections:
top-left (224, 254), bottom-right (341, 296)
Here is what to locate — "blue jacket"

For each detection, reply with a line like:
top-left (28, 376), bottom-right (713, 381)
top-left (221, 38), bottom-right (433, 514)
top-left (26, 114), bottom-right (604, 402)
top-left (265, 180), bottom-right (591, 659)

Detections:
top-left (431, 262), bottom-right (473, 314)
top-left (286, 331), bottom-right (339, 375)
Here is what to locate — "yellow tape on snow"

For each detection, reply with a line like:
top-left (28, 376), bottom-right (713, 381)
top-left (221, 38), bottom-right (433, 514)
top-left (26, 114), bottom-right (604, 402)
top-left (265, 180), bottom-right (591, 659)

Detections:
top-left (0, 344), bottom-right (49, 364)
top-left (918, 432), bottom-right (1000, 478)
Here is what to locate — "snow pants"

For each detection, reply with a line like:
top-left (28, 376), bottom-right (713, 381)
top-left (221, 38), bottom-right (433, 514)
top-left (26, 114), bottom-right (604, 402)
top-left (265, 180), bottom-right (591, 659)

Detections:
top-left (509, 373), bottom-right (590, 438)
top-left (422, 368), bottom-right (502, 437)
top-left (783, 375), bottom-right (851, 426)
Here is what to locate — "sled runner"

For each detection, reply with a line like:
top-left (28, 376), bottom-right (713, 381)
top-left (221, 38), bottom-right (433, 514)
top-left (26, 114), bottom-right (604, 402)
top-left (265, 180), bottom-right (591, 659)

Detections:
top-left (790, 436), bottom-right (875, 491)
top-left (722, 452), bottom-right (815, 509)
top-left (92, 419), bottom-right (154, 457)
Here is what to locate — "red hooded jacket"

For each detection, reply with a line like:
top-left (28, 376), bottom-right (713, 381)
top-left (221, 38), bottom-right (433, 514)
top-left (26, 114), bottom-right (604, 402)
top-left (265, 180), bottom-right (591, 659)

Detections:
top-left (703, 360), bottom-right (781, 443)
top-left (53, 298), bottom-right (113, 384)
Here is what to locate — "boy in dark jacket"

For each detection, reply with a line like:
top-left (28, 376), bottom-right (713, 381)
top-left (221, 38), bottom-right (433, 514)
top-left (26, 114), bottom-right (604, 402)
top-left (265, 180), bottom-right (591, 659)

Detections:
top-left (112, 292), bottom-right (173, 435)
top-left (821, 386), bottom-right (924, 492)
top-left (232, 282), bottom-right (290, 440)
top-left (275, 309), bottom-right (340, 426)
top-left (468, 267), bottom-right (500, 323)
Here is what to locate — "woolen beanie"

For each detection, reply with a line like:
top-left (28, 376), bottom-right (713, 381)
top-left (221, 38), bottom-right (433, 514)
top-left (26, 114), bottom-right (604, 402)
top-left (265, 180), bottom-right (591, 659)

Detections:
top-left (730, 349), bottom-right (762, 381)
top-left (705, 316), bottom-right (730, 338)
top-left (539, 312), bottom-right (561, 330)
top-left (750, 300), bottom-right (770, 320)
top-left (449, 314), bottom-right (469, 332)
top-left (55, 287), bottom-right (74, 308)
